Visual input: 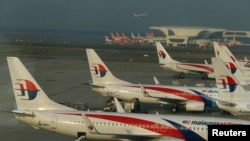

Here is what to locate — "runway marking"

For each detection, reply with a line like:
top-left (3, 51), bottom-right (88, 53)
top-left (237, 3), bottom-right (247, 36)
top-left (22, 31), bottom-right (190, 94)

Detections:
top-left (0, 49), bottom-right (21, 52)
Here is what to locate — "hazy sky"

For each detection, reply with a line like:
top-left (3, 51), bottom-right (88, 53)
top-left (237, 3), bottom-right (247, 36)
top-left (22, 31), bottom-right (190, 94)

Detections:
top-left (1, 0), bottom-right (250, 33)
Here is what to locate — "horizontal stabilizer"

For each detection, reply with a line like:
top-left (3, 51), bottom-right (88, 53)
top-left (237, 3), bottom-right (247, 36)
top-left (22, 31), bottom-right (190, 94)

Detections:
top-left (216, 100), bottom-right (236, 107)
top-left (12, 110), bottom-right (36, 117)
top-left (88, 80), bottom-right (105, 88)
top-left (89, 83), bottom-right (105, 88)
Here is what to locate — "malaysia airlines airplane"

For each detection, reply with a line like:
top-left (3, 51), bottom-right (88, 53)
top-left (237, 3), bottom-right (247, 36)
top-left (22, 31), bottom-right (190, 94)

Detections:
top-left (109, 32), bottom-right (126, 45)
top-left (130, 32), bottom-right (144, 44)
top-left (212, 57), bottom-right (250, 116)
top-left (105, 36), bottom-right (113, 44)
top-left (213, 41), bottom-right (250, 67)
top-left (86, 48), bottom-right (219, 112)
top-left (7, 56), bottom-right (250, 141)
top-left (155, 42), bottom-right (215, 79)
top-left (213, 42), bottom-right (250, 85)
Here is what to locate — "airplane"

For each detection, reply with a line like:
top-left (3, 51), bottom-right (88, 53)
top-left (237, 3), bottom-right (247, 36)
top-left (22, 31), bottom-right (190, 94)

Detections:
top-left (129, 32), bottom-right (144, 44)
top-left (86, 48), bottom-right (219, 113)
top-left (212, 57), bottom-right (250, 116)
top-left (7, 56), bottom-right (250, 141)
top-left (104, 36), bottom-right (113, 44)
top-left (133, 13), bottom-right (147, 17)
top-left (109, 32), bottom-right (126, 45)
top-left (155, 42), bottom-right (215, 79)
top-left (213, 42), bottom-right (250, 85)
top-left (218, 36), bottom-right (239, 47)
top-left (188, 39), bottom-right (212, 49)
top-left (213, 42), bottom-right (250, 69)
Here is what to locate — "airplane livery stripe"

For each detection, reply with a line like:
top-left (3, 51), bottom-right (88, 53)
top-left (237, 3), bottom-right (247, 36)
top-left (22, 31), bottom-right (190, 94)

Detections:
top-left (163, 119), bottom-right (205, 141)
top-left (86, 114), bottom-right (184, 139)
top-left (180, 63), bottom-right (214, 72)
top-left (129, 85), bottom-right (203, 102)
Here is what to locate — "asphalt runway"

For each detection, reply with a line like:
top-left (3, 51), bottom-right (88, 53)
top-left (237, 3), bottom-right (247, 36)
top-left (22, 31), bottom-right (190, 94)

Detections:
top-left (0, 44), bottom-right (249, 141)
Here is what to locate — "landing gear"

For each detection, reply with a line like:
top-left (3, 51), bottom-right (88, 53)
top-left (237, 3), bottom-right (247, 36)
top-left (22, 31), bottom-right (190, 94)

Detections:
top-left (175, 73), bottom-right (185, 79)
top-left (201, 73), bottom-right (208, 79)
top-left (171, 105), bottom-right (179, 113)
top-left (75, 132), bottom-right (86, 141)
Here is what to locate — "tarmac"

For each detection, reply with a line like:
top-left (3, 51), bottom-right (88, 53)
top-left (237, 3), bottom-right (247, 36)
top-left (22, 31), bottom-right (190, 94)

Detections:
top-left (0, 44), bottom-right (249, 141)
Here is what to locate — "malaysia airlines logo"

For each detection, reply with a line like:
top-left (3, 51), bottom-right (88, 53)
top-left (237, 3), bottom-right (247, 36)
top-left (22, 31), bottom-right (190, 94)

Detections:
top-left (15, 79), bottom-right (39, 100)
top-left (158, 50), bottom-right (166, 59)
top-left (217, 75), bottom-right (237, 92)
top-left (224, 62), bottom-right (237, 74)
top-left (92, 63), bottom-right (107, 77)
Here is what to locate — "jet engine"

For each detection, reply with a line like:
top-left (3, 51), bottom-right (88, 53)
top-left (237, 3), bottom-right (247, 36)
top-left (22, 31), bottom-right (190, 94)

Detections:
top-left (185, 101), bottom-right (205, 111)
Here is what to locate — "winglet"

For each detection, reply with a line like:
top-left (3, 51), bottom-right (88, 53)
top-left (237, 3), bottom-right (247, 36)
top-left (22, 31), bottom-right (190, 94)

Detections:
top-left (139, 83), bottom-right (150, 97)
top-left (204, 59), bottom-right (208, 64)
top-left (113, 97), bottom-right (125, 113)
top-left (153, 76), bottom-right (161, 85)
top-left (82, 114), bottom-right (100, 134)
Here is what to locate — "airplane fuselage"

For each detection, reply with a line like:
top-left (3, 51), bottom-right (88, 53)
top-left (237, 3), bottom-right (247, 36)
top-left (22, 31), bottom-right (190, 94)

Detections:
top-left (160, 63), bottom-right (215, 79)
top-left (216, 100), bottom-right (250, 116)
top-left (14, 110), bottom-right (115, 140)
top-left (14, 110), bottom-right (250, 141)
top-left (91, 84), bottom-right (219, 111)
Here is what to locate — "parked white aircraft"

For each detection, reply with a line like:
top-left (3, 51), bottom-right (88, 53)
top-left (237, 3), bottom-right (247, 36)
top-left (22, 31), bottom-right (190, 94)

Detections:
top-left (213, 41), bottom-right (250, 67)
top-left (155, 42), bottom-right (215, 79)
top-left (213, 42), bottom-right (250, 85)
top-left (7, 56), bottom-right (250, 141)
top-left (86, 48), bottom-right (219, 112)
top-left (212, 57), bottom-right (250, 116)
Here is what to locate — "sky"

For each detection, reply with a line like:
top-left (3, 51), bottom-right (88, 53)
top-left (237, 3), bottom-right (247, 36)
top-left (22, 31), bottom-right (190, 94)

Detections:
top-left (1, 0), bottom-right (250, 33)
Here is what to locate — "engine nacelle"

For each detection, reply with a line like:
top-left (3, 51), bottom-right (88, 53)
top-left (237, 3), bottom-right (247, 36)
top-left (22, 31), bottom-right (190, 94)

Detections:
top-left (185, 101), bottom-right (205, 111)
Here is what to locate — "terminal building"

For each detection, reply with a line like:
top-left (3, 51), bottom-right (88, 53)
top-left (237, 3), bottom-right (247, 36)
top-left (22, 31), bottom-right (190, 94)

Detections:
top-left (148, 26), bottom-right (250, 48)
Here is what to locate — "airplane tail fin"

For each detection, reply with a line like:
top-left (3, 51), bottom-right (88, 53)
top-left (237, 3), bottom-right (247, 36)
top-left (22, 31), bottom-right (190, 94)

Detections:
top-left (213, 42), bottom-right (249, 83)
top-left (131, 32), bottom-right (135, 38)
top-left (212, 57), bottom-right (247, 101)
top-left (155, 42), bottom-right (179, 64)
top-left (214, 42), bottom-right (237, 61)
top-left (7, 57), bottom-right (75, 111)
top-left (86, 49), bottom-right (131, 85)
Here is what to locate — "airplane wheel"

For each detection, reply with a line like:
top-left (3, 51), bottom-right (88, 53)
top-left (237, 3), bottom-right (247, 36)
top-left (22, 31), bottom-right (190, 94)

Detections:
top-left (172, 105), bottom-right (178, 113)
top-left (175, 74), bottom-right (184, 79)
top-left (175, 74), bottom-right (181, 79)
top-left (172, 108), bottom-right (177, 113)
top-left (201, 74), bottom-right (208, 80)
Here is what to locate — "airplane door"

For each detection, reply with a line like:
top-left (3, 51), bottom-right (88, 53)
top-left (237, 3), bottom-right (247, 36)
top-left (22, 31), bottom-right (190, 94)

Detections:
top-left (51, 116), bottom-right (57, 129)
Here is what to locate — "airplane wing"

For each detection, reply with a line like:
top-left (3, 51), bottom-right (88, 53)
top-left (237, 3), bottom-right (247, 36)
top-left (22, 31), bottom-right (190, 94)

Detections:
top-left (82, 113), bottom-right (182, 141)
